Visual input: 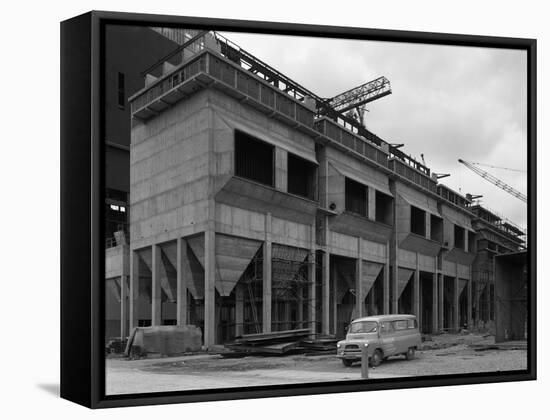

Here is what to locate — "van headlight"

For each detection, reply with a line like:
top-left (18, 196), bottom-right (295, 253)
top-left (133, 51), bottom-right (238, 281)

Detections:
top-left (337, 342), bottom-right (342, 348)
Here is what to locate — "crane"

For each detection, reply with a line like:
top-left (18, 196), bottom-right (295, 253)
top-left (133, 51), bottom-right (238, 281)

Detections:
top-left (458, 159), bottom-right (527, 203)
top-left (319, 76), bottom-right (392, 125)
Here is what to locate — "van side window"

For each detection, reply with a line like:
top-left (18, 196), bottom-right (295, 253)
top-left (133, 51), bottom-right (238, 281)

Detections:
top-left (393, 320), bottom-right (409, 331)
top-left (380, 322), bottom-right (394, 334)
top-left (407, 319), bottom-right (418, 329)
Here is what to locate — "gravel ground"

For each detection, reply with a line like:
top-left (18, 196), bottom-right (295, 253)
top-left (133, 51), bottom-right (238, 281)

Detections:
top-left (105, 334), bottom-right (527, 395)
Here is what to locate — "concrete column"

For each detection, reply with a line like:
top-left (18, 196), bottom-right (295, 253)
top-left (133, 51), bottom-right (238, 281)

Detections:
top-left (129, 250), bottom-right (140, 329)
top-left (413, 269), bottom-right (420, 318)
top-left (473, 281), bottom-right (479, 327)
top-left (355, 237), bottom-right (364, 318)
top-left (204, 229), bottom-right (216, 347)
top-left (438, 274), bottom-right (444, 331)
top-left (235, 284), bottom-right (244, 336)
top-left (262, 212), bottom-right (272, 333)
top-left (383, 241), bottom-right (390, 314)
top-left (322, 251), bottom-right (330, 335)
top-left (453, 275), bottom-right (460, 332)
top-left (425, 213), bottom-right (431, 240)
top-left (176, 238), bottom-right (188, 326)
top-left (467, 278), bottom-right (472, 329)
top-left (120, 275), bottom-right (128, 340)
top-left (151, 245), bottom-right (162, 326)
top-left (322, 215), bottom-right (331, 335)
top-left (309, 222), bottom-right (316, 334)
top-left (332, 262), bottom-right (338, 335)
top-left (432, 272), bottom-right (438, 333)
top-left (275, 148), bottom-right (288, 192)
top-left (367, 187), bottom-right (376, 220)
top-left (413, 253), bottom-right (420, 318)
top-left (392, 264), bottom-right (399, 313)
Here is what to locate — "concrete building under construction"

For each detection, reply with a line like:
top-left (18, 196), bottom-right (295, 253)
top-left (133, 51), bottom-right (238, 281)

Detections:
top-left (104, 29), bottom-right (525, 347)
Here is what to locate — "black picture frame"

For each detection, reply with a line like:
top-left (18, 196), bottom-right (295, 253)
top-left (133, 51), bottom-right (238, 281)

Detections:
top-left (60, 10), bottom-right (536, 409)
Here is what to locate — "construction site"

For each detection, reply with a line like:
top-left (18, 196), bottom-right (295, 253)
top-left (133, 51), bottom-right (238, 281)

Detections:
top-left (103, 26), bottom-right (527, 372)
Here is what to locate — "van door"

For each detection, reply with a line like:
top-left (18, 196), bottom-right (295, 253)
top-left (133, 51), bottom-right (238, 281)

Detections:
top-left (392, 319), bottom-right (410, 353)
top-left (379, 321), bottom-right (397, 356)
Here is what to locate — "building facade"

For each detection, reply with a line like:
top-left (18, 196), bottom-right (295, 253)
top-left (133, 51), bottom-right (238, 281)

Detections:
top-left (105, 30), bottom-right (525, 346)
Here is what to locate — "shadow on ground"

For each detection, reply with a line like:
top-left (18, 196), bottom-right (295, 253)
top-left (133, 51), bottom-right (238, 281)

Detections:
top-left (36, 383), bottom-right (59, 397)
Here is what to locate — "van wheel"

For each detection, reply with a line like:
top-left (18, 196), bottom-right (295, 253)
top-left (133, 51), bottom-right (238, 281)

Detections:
top-left (406, 347), bottom-right (416, 360)
top-left (342, 359), bottom-right (353, 367)
top-left (370, 349), bottom-right (383, 367)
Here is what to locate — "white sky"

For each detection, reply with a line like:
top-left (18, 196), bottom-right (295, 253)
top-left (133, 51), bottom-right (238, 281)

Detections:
top-left (220, 31), bottom-right (528, 230)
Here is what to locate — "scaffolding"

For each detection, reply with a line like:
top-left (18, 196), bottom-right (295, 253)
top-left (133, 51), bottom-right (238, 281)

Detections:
top-left (238, 244), bottom-right (316, 334)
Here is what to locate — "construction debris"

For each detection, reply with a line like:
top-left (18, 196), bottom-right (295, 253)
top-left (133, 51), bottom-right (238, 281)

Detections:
top-left (224, 329), bottom-right (338, 356)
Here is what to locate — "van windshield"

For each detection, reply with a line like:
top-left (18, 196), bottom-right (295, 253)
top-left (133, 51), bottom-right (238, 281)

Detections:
top-left (349, 321), bottom-right (378, 333)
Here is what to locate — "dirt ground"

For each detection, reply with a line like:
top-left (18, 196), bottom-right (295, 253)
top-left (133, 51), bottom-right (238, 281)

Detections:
top-left (105, 333), bottom-right (527, 395)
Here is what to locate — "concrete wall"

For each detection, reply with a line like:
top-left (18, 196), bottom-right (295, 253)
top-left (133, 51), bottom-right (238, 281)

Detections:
top-left (130, 92), bottom-right (212, 249)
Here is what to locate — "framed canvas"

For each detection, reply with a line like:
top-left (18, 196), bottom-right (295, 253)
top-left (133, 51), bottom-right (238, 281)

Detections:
top-left (60, 10), bottom-right (536, 408)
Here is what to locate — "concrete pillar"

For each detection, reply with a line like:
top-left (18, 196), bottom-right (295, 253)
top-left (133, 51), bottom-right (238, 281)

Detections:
top-left (438, 274), bottom-right (444, 331)
top-left (432, 272), bottom-right (438, 333)
top-left (176, 238), bottom-right (188, 326)
top-left (332, 262), bottom-right (338, 334)
top-left (120, 275), bottom-right (128, 340)
top-left (413, 269), bottom-right (420, 318)
top-left (467, 278), bottom-right (472, 329)
top-left (383, 241), bottom-right (390, 314)
top-left (322, 251), bottom-right (330, 335)
top-left (355, 237), bottom-right (364, 318)
top-left (151, 245), bottom-right (162, 326)
top-left (275, 148), bottom-right (288, 192)
top-left (309, 222), bottom-right (316, 334)
top-left (392, 264), bottom-right (399, 313)
top-left (262, 212), bottom-right (272, 333)
top-left (425, 212), bottom-right (431, 240)
top-left (413, 253), bottom-right (420, 318)
top-left (453, 275), bottom-right (460, 332)
top-left (129, 250), bottom-right (140, 329)
top-left (235, 283), bottom-right (244, 336)
top-left (473, 281), bottom-right (480, 326)
top-left (367, 187), bottom-right (376, 220)
top-left (322, 215), bottom-right (331, 335)
top-left (204, 229), bottom-right (216, 347)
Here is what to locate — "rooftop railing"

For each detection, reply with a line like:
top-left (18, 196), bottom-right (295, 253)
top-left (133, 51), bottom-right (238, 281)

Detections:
top-left (130, 50), bottom-right (316, 131)
top-left (389, 158), bottom-right (437, 193)
top-left (314, 118), bottom-right (389, 168)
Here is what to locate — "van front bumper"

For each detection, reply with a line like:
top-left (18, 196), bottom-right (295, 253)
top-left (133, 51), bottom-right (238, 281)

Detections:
top-left (337, 342), bottom-right (369, 360)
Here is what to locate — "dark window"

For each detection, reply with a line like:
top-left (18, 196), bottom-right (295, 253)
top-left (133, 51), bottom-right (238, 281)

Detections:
top-left (117, 72), bottom-right (125, 108)
top-left (454, 225), bottom-right (465, 249)
top-left (105, 188), bottom-right (128, 242)
top-left (380, 321), bottom-right (394, 334)
top-left (393, 320), bottom-right (409, 330)
top-left (430, 214), bottom-right (443, 243)
top-left (345, 178), bottom-right (367, 216)
top-left (466, 231), bottom-right (473, 252)
top-left (410, 206), bottom-right (426, 236)
top-left (375, 191), bottom-right (393, 225)
top-left (407, 319), bottom-right (418, 329)
top-left (287, 153), bottom-right (316, 200)
top-left (235, 131), bottom-right (274, 186)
